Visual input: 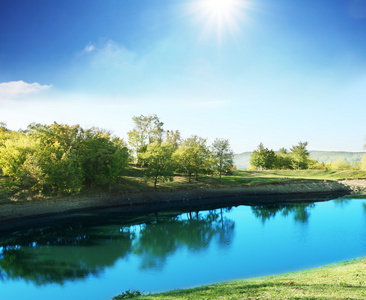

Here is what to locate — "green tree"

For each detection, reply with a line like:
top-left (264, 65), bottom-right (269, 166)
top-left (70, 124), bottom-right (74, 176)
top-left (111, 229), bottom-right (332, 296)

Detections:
top-left (139, 142), bottom-right (175, 188)
top-left (37, 144), bottom-right (83, 194)
top-left (290, 141), bottom-right (310, 170)
top-left (79, 128), bottom-right (129, 189)
top-left (165, 130), bottom-right (181, 149)
top-left (307, 158), bottom-right (326, 170)
top-left (211, 138), bottom-right (234, 178)
top-left (173, 135), bottom-right (210, 182)
top-left (329, 157), bottom-right (353, 170)
top-left (249, 143), bottom-right (276, 170)
top-left (127, 114), bottom-right (164, 160)
top-left (361, 155), bottom-right (366, 171)
top-left (274, 147), bottom-right (293, 170)
top-left (0, 133), bottom-right (44, 192)
top-left (25, 122), bottom-right (85, 194)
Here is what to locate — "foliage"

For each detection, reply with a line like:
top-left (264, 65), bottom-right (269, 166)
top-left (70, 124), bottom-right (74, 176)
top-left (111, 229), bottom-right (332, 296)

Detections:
top-left (127, 114), bottom-right (164, 160)
top-left (328, 157), bottom-right (353, 171)
top-left (0, 122), bottom-right (129, 195)
top-left (274, 147), bottom-right (293, 170)
top-left (112, 290), bottom-right (143, 299)
top-left (290, 141), bottom-right (310, 170)
top-left (139, 142), bottom-right (175, 188)
top-left (0, 133), bottom-right (44, 192)
top-left (307, 158), bottom-right (326, 170)
top-left (249, 143), bottom-right (277, 170)
top-left (173, 135), bottom-right (211, 182)
top-left (360, 155), bottom-right (366, 171)
top-left (78, 128), bottom-right (129, 188)
top-left (164, 130), bottom-right (181, 149)
top-left (211, 138), bottom-right (234, 178)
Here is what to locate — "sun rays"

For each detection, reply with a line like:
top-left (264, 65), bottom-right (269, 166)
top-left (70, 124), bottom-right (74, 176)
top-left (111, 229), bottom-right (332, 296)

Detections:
top-left (188, 0), bottom-right (250, 42)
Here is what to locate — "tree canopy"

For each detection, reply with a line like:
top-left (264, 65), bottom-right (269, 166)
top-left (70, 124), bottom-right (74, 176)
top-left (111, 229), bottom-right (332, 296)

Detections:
top-left (0, 122), bottom-right (129, 195)
top-left (249, 142), bottom-right (311, 171)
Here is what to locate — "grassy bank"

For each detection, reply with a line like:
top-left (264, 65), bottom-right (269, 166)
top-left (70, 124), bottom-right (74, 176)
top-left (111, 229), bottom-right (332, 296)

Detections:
top-left (1, 168), bottom-right (366, 204)
top-left (114, 258), bottom-right (366, 299)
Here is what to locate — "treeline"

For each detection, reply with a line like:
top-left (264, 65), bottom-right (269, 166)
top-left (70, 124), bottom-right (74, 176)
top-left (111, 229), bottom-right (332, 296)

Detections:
top-left (127, 115), bottom-right (234, 187)
top-left (249, 142), bottom-right (366, 171)
top-left (0, 122), bottom-right (129, 195)
top-left (0, 115), bottom-right (234, 195)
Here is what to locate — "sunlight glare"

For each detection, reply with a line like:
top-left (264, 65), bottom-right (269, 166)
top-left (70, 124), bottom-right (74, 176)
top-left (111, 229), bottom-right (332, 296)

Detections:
top-left (202, 0), bottom-right (238, 16)
top-left (190, 0), bottom-right (249, 42)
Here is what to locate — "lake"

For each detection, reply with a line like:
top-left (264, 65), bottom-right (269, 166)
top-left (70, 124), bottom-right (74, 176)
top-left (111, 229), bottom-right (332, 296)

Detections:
top-left (0, 194), bottom-right (365, 300)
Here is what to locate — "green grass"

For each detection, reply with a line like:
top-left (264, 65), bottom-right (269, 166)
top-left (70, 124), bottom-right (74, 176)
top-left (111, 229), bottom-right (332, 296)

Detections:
top-left (114, 258), bottom-right (366, 299)
top-left (1, 168), bottom-right (366, 203)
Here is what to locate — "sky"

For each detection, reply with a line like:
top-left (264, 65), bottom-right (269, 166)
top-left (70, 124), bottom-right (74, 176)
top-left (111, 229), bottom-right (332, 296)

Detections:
top-left (1, 0), bottom-right (366, 154)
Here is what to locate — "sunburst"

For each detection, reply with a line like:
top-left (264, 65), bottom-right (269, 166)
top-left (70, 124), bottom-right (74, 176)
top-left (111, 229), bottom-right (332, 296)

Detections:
top-left (188, 0), bottom-right (249, 42)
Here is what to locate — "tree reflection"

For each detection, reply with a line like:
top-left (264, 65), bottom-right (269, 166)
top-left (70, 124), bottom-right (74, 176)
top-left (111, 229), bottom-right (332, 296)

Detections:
top-left (0, 225), bottom-right (134, 285)
top-left (251, 203), bottom-right (315, 224)
top-left (0, 208), bottom-right (235, 284)
top-left (333, 198), bottom-right (351, 207)
top-left (132, 209), bottom-right (235, 270)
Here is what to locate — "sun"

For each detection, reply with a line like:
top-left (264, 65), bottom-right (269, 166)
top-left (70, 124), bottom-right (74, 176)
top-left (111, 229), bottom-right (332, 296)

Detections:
top-left (201, 0), bottom-right (238, 16)
top-left (189, 0), bottom-right (249, 41)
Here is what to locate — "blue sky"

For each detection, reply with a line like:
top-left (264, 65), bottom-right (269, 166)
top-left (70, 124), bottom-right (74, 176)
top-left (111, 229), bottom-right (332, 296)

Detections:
top-left (1, 0), bottom-right (366, 153)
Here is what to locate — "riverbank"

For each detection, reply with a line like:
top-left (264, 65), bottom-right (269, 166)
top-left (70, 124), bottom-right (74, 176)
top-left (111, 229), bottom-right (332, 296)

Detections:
top-left (1, 178), bottom-right (365, 225)
top-left (119, 257), bottom-right (366, 299)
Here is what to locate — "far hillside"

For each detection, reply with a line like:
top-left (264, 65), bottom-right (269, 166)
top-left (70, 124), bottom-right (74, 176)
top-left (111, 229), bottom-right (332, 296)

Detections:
top-left (233, 151), bottom-right (366, 170)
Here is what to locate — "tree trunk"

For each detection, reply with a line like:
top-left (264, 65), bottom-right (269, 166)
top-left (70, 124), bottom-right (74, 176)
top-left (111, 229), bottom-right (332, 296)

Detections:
top-left (154, 175), bottom-right (158, 188)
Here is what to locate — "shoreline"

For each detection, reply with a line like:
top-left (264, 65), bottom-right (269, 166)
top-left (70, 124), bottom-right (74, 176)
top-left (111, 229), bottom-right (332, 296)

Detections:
top-left (1, 179), bottom-right (366, 228)
top-left (127, 257), bottom-right (366, 299)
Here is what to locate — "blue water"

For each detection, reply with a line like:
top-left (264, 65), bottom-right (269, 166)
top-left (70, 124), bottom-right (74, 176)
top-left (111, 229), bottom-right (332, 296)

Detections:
top-left (0, 197), bottom-right (365, 300)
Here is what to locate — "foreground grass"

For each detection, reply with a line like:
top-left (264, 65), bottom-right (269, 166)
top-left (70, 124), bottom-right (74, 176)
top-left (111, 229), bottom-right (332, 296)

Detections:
top-left (1, 168), bottom-right (366, 204)
top-left (114, 258), bottom-right (366, 299)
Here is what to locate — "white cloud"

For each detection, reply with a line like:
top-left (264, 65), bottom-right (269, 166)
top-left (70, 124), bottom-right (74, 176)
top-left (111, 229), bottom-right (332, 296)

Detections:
top-left (91, 40), bottom-right (138, 70)
top-left (0, 81), bottom-right (52, 99)
top-left (84, 43), bottom-right (95, 53)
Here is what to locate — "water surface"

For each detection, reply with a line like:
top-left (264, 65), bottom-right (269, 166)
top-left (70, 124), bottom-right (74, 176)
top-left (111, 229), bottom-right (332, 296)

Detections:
top-left (0, 196), bottom-right (365, 300)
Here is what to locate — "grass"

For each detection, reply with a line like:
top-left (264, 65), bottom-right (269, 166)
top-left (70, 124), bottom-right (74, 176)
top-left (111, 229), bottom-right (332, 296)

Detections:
top-left (115, 258), bottom-right (366, 299)
top-left (1, 168), bottom-right (366, 203)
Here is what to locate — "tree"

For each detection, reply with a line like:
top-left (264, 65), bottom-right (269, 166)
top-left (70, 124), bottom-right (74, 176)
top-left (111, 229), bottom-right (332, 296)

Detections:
top-left (25, 122), bottom-right (85, 194)
top-left (127, 114), bottom-right (164, 160)
top-left (211, 138), bottom-right (234, 179)
top-left (0, 133), bottom-right (45, 192)
top-left (274, 148), bottom-right (293, 170)
top-left (361, 155), bottom-right (366, 171)
top-left (249, 143), bottom-right (276, 170)
top-left (139, 142), bottom-right (175, 188)
top-left (329, 157), bottom-right (353, 171)
top-left (0, 122), bottom-right (15, 149)
top-left (0, 122), bottom-right (130, 195)
top-left (165, 130), bottom-right (181, 149)
top-left (79, 128), bottom-right (129, 189)
top-left (173, 135), bottom-right (210, 182)
top-left (290, 141), bottom-right (309, 170)
top-left (307, 158), bottom-right (326, 170)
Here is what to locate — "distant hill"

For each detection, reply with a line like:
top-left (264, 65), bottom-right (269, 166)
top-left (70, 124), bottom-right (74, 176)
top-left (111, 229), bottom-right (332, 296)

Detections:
top-left (233, 151), bottom-right (366, 170)
top-left (233, 152), bottom-right (252, 170)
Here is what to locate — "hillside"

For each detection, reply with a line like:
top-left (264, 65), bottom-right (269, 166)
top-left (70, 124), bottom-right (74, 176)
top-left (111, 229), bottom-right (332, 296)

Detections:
top-left (233, 151), bottom-right (366, 170)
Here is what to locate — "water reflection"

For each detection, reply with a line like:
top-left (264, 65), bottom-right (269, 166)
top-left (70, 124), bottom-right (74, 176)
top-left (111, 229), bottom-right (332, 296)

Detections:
top-left (251, 203), bottom-right (315, 223)
top-left (0, 198), bottom-right (358, 286)
top-left (333, 198), bottom-right (351, 207)
top-left (0, 228), bottom-right (134, 285)
top-left (133, 209), bottom-right (235, 270)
